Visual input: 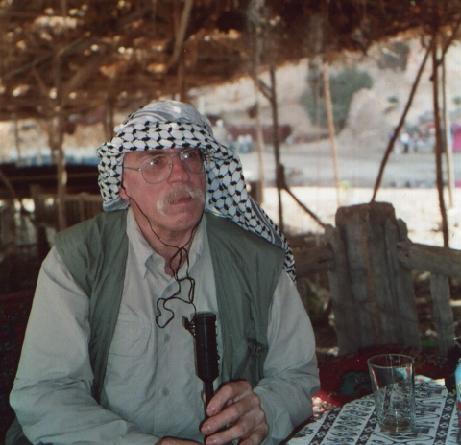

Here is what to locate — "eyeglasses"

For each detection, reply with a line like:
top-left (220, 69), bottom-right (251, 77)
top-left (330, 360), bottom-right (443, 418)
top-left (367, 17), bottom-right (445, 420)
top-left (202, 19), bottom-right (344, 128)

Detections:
top-left (123, 149), bottom-right (205, 184)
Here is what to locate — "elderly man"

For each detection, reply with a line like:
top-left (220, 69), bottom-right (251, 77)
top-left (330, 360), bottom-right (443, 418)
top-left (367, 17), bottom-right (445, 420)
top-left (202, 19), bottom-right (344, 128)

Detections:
top-left (8, 101), bottom-right (319, 445)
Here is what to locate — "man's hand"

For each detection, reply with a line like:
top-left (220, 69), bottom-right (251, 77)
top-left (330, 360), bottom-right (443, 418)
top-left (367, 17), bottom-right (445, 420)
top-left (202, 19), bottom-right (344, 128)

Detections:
top-left (200, 380), bottom-right (268, 445)
top-left (157, 437), bottom-right (201, 445)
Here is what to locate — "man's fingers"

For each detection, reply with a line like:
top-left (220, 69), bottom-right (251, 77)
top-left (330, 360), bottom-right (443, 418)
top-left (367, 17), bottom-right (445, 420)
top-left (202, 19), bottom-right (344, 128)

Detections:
top-left (238, 426), bottom-right (269, 445)
top-left (203, 388), bottom-right (260, 434)
top-left (206, 380), bottom-right (252, 416)
top-left (201, 380), bottom-right (268, 445)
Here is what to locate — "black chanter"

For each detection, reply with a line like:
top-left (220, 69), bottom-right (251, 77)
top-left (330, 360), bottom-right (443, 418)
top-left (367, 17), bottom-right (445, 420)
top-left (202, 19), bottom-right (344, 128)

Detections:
top-left (183, 312), bottom-right (219, 406)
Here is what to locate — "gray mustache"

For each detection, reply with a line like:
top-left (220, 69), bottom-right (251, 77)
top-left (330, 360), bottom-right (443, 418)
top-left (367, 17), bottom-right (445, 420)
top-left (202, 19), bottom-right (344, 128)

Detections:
top-left (157, 186), bottom-right (205, 214)
top-left (165, 187), bottom-right (204, 204)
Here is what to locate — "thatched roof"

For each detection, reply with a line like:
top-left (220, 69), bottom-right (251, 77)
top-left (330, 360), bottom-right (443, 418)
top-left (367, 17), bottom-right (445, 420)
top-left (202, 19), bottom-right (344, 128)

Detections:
top-left (1, 0), bottom-right (460, 124)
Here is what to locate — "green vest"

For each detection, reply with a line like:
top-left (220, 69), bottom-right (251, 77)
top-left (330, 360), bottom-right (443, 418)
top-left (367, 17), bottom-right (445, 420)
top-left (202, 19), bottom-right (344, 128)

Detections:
top-left (7, 210), bottom-right (283, 444)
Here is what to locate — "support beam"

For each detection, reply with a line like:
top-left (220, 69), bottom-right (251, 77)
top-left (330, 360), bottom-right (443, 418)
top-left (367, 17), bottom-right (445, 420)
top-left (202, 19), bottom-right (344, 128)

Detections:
top-left (168, 0), bottom-right (193, 71)
top-left (431, 31), bottom-right (449, 247)
top-left (252, 79), bottom-right (265, 203)
top-left (52, 44), bottom-right (67, 231)
top-left (13, 114), bottom-right (22, 163)
top-left (442, 59), bottom-right (455, 208)
top-left (250, 4), bottom-right (265, 204)
top-left (372, 42), bottom-right (431, 201)
top-left (322, 60), bottom-right (341, 207)
top-left (269, 65), bottom-right (283, 231)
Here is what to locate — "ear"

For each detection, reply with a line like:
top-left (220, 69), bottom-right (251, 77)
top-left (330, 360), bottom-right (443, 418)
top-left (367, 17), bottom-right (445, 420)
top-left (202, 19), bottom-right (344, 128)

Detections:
top-left (119, 183), bottom-right (130, 200)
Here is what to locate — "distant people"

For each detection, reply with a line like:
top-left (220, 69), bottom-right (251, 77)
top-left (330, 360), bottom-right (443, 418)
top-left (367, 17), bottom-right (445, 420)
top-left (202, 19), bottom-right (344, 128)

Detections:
top-left (399, 131), bottom-right (410, 153)
top-left (237, 134), bottom-right (254, 153)
top-left (8, 100), bottom-right (319, 445)
top-left (413, 130), bottom-right (424, 153)
top-left (209, 118), bottom-right (230, 146)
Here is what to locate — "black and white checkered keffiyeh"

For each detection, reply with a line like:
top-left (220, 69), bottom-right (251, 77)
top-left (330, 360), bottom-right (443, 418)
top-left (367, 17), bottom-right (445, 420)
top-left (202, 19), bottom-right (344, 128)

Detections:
top-left (97, 100), bottom-right (295, 280)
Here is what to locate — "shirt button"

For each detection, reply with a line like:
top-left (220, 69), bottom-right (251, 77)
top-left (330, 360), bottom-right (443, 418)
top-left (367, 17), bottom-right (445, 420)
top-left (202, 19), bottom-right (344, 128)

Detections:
top-left (162, 387), bottom-right (169, 397)
top-left (164, 334), bottom-right (170, 342)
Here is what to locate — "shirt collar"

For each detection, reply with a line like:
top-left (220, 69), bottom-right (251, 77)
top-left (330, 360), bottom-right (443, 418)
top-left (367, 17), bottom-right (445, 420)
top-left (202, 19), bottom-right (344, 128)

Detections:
top-left (126, 208), bottom-right (206, 278)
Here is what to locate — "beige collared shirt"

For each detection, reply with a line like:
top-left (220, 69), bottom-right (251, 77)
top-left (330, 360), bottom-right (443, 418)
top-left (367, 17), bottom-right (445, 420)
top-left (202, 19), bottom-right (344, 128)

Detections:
top-left (11, 209), bottom-right (319, 445)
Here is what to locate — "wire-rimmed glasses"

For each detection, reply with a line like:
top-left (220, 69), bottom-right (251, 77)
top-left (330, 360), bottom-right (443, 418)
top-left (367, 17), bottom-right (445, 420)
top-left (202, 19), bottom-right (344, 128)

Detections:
top-left (123, 148), bottom-right (205, 184)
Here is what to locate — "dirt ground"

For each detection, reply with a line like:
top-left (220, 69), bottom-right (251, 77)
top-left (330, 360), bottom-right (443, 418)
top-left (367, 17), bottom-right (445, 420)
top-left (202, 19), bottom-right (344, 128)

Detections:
top-left (260, 186), bottom-right (461, 248)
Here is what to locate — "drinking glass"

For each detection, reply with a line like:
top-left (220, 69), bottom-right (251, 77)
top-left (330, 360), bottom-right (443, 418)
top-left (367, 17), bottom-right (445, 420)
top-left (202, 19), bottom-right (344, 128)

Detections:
top-left (368, 353), bottom-right (416, 434)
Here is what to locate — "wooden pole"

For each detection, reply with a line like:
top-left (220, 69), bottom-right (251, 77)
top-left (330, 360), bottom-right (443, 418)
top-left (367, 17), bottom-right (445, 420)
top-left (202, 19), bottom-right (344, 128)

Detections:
top-left (372, 42), bottom-right (431, 201)
top-left (307, 59), bottom-right (322, 128)
top-left (0, 168), bottom-right (16, 258)
top-left (442, 58), bottom-right (455, 208)
top-left (177, 54), bottom-right (186, 101)
top-left (53, 3), bottom-right (68, 230)
top-left (53, 50), bottom-right (67, 231)
top-left (322, 60), bottom-right (341, 207)
top-left (269, 65), bottom-right (283, 231)
top-left (105, 95), bottom-right (114, 140)
top-left (432, 32), bottom-right (449, 247)
top-left (12, 113), bottom-right (22, 163)
top-left (279, 168), bottom-right (326, 228)
top-left (251, 14), bottom-right (265, 204)
top-left (253, 82), bottom-right (265, 203)
top-left (168, 0), bottom-right (193, 70)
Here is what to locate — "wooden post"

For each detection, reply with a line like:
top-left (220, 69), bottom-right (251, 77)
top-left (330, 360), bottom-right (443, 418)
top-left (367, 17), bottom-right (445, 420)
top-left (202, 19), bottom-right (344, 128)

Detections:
top-left (431, 32), bottom-right (449, 247)
top-left (168, 0), bottom-right (193, 70)
top-left (52, 50), bottom-right (67, 231)
top-left (322, 60), bottom-right (341, 207)
top-left (279, 165), bottom-right (326, 228)
top-left (327, 202), bottom-right (420, 354)
top-left (50, 4), bottom-right (68, 231)
top-left (398, 242), bottom-right (457, 357)
top-left (325, 224), bottom-right (360, 353)
top-left (30, 184), bottom-right (49, 261)
top-left (372, 43), bottom-right (431, 201)
top-left (177, 54), bottom-right (186, 102)
top-left (105, 96), bottom-right (114, 140)
top-left (252, 88), bottom-right (265, 204)
top-left (252, 19), bottom-right (265, 204)
top-left (13, 114), bottom-right (22, 163)
top-left (0, 168), bottom-right (16, 261)
top-left (269, 65), bottom-right (283, 231)
top-left (442, 59), bottom-right (455, 209)
top-left (429, 273), bottom-right (455, 356)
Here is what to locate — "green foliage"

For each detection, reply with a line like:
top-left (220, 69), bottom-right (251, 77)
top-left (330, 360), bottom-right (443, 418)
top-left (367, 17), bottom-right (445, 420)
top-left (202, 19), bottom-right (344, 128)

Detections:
top-left (387, 96), bottom-right (399, 105)
top-left (301, 65), bottom-right (374, 131)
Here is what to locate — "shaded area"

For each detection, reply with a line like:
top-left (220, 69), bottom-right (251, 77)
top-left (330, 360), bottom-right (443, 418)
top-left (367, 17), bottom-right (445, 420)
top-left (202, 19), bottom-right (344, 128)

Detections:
top-left (1, 1), bottom-right (460, 121)
top-left (0, 289), bottom-right (34, 439)
top-left (0, 163), bottom-right (98, 199)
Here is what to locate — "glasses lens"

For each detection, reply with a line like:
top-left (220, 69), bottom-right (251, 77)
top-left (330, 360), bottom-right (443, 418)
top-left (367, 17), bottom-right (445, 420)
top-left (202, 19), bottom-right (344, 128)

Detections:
top-left (181, 149), bottom-right (204, 174)
top-left (141, 154), bottom-right (171, 184)
top-left (139, 149), bottom-right (205, 184)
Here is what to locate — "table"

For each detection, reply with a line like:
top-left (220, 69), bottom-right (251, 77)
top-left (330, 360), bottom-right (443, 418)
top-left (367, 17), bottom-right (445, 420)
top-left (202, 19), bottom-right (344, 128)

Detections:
top-left (287, 381), bottom-right (460, 444)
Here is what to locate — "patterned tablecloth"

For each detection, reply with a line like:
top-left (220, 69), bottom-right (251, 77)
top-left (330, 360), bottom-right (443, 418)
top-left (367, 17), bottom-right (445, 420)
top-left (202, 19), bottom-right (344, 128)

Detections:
top-left (287, 382), bottom-right (460, 444)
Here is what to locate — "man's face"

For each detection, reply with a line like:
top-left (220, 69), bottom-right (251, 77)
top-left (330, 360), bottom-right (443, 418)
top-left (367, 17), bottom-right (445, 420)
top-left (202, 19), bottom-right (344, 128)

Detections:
top-left (120, 149), bottom-right (206, 235)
